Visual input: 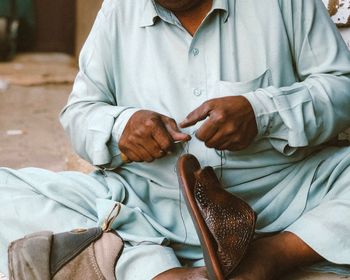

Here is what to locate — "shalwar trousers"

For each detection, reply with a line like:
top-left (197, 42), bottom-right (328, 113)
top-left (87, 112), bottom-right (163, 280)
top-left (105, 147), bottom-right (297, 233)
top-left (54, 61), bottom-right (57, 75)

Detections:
top-left (1, 146), bottom-right (350, 279)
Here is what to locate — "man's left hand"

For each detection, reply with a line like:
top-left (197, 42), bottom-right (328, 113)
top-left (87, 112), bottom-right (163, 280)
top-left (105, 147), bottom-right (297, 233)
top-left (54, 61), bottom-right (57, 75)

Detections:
top-left (180, 96), bottom-right (258, 151)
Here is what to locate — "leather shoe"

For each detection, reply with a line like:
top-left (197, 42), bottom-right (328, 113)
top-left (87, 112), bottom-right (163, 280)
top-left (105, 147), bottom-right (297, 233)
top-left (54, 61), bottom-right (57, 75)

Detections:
top-left (177, 154), bottom-right (256, 280)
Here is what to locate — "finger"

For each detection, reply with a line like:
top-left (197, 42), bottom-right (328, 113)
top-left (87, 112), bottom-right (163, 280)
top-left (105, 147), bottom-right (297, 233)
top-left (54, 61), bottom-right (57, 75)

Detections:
top-left (140, 136), bottom-right (165, 159)
top-left (179, 102), bottom-right (212, 128)
top-left (220, 140), bottom-right (246, 151)
top-left (122, 146), bottom-right (142, 162)
top-left (225, 144), bottom-right (246, 151)
top-left (122, 132), bottom-right (161, 161)
top-left (152, 123), bottom-right (175, 152)
top-left (162, 117), bottom-right (191, 142)
top-left (216, 141), bottom-right (234, 151)
top-left (204, 131), bottom-right (229, 149)
top-left (195, 119), bottom-right (219, 143)
top-left (135, 144), bottom-right (157, 162)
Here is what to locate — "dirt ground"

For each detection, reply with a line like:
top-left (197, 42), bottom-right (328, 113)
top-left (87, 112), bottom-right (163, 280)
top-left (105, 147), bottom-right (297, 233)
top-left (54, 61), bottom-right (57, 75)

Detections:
top-left (0, 53), bottom-right (93, 172)
top-left (0, 53), bottom-right (348, 280)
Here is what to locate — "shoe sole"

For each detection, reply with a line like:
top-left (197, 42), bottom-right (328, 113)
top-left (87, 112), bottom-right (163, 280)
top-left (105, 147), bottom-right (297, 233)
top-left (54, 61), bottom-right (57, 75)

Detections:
top-left (177, 154), bottom-right (225, 280)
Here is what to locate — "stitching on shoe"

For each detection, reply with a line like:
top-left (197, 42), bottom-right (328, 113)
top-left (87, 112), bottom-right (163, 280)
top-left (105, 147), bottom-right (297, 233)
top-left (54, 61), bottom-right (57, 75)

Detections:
top-left (7, 243), bottom-right (14, 280)
top-left (88, 244), bottom-right (104, 280)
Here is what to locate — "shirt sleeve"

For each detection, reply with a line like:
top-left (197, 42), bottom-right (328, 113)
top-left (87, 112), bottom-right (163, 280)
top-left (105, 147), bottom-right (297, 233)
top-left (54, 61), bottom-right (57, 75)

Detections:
top-left (241, 0), bottom-right (350, 155)
top-left (59, 4), bottom-right (138, 168)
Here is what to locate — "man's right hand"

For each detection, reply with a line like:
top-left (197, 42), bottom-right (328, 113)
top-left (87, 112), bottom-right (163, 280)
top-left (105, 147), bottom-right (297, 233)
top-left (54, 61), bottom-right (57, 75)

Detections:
top-left (119, 110), bottom-right (191, 162)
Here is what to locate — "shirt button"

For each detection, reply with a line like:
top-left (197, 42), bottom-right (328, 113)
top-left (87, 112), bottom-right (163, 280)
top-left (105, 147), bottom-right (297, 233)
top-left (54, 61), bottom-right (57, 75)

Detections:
top-left (193, 88), bottom-right (202, 96)
top-left (192, 48), bottom-right (199, 56)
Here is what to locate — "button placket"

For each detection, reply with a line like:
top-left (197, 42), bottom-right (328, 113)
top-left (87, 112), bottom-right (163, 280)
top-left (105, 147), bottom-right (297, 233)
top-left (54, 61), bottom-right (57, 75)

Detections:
top-left (188, 38), bottom-right (206, 100)
top-left (192, 48), bottom-right (200, 56)
top-left (193, 88), bottom-right (202, 96)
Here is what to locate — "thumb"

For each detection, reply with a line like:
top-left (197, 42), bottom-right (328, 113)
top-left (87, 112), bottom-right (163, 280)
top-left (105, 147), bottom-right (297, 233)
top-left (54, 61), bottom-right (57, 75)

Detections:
top-left (180, 103), bottom-right (211, 128)
top-left (163, 118), bottom-right (191, 142)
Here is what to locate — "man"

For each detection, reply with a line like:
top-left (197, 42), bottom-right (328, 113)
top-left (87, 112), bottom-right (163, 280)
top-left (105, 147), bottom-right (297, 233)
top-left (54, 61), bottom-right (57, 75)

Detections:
top-left (1, 0), bottom-right (350, 279)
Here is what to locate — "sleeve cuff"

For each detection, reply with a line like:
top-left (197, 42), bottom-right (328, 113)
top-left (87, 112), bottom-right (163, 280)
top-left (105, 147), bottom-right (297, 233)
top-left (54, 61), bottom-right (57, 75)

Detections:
top-left (241, 90), bottom-right (275, 138)
top-left (112, 108), bottom-right (141, 143)
top-left (242, 90), bottom-right (298, 156)
top-left (104, 108), bottom-right (141, 170)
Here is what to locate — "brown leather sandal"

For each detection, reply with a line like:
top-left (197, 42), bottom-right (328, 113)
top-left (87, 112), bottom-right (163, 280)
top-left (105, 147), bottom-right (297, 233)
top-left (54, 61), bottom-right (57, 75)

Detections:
top-left (177, 154), bottom-right (256, 280)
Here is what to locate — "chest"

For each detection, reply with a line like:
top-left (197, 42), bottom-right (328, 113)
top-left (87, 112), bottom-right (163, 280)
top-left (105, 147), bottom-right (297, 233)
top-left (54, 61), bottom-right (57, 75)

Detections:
top-left (112, 1), bottom-right (296, 118)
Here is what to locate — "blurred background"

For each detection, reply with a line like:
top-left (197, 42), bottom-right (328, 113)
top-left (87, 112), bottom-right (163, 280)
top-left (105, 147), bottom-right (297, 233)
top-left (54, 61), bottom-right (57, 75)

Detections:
top-left (0, 0), bottom-right (102, 60)
top-left (0, 0), bottom-right (104, 172)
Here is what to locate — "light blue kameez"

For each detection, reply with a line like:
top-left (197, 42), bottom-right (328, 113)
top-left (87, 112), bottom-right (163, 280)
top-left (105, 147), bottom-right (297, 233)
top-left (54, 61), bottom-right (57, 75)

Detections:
top-left (1, 0), bottom-right (350, 278)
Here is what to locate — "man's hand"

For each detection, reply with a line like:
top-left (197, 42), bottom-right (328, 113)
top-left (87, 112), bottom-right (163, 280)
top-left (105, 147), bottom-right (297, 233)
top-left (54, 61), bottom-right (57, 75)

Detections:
top-left (119, 110), bottom-right (191, 162)
top-left (180, 96), bottom-right (258, 151)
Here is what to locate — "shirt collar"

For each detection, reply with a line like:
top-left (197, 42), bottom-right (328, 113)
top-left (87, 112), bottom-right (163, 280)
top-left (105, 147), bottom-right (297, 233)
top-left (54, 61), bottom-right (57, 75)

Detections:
top-left (139, 0), bottom-right (230, 28)
top-left (139, 1), bottom-right (158, 27)
top-left (212, 0), bottom-right (230, 22)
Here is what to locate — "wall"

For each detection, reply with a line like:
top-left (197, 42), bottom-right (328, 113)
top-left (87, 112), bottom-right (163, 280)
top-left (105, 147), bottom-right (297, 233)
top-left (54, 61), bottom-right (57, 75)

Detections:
top-left (33, 0), bottom-right (75, 54)
top-left (75, 0), bottom-right (103, 57)
top-left (323, 0), bottom-right (350, 27)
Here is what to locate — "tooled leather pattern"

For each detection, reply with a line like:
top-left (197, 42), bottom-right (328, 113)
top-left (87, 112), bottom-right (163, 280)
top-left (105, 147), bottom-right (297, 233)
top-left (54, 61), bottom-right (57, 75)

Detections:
top-left (194, 168), bottom-right (256, 277)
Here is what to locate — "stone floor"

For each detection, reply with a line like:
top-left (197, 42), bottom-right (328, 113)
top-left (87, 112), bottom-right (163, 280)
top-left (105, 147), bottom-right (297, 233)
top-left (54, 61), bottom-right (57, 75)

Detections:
top-left (0, 53), bottom-right (348, 279)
